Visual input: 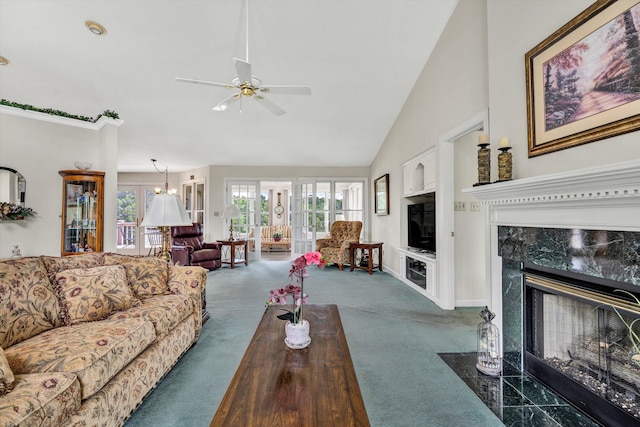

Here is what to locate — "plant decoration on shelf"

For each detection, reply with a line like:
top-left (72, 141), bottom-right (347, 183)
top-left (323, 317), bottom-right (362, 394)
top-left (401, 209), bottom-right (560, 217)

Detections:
top-left (273, 232), bottom-right (282, 242)
top-left (0, 202), bottom-right (36, 220)
top-left (1, 99), bottom-right (119, 123)
top-left (267, 251), bottom-right (325, 349)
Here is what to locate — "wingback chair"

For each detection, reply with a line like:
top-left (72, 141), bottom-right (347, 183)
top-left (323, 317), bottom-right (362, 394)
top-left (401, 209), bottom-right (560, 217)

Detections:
top-left (170, 223), bottom-right (222, 270)
top-left (316, 221), bottom-right (363, 270)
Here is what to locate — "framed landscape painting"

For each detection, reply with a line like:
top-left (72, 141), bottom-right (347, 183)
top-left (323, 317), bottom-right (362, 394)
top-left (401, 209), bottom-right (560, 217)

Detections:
top-left (374, 174), bottom-right (389, 215)
top-left (525, 0), bottom-right (640, 157)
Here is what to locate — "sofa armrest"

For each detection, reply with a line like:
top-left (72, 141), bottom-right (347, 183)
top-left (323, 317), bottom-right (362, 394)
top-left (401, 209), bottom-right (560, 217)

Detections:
top-left (168, 265), bottom-right (207, 340)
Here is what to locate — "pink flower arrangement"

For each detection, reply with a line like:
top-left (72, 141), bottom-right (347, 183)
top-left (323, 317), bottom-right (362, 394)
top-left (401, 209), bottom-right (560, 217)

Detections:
top-left (267, 251), bottom-right (326, 324)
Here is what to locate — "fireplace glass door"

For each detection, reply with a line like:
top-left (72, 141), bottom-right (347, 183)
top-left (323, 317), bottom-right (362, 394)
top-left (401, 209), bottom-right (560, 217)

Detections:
top-left (526, 274), bottom-right (640, 425)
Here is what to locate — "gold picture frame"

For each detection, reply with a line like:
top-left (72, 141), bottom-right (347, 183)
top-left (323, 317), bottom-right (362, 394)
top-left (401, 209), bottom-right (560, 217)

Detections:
top-left (374, 174), bottom-right (389, 215)
top-left (525, 0), bottom-right (640, 157)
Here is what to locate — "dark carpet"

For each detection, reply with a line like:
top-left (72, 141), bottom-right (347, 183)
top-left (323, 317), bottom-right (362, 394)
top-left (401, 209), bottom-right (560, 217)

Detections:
top-left (124, 261), bottom-right (502, 426)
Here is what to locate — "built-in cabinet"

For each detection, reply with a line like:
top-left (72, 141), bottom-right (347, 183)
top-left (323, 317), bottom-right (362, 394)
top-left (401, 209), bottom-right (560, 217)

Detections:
top-left (403, 148), bottom-right (436, 197)
top-left (398, 248), bottom-right (436, 299)
top-left (59, 170), bottom-right (104, 256)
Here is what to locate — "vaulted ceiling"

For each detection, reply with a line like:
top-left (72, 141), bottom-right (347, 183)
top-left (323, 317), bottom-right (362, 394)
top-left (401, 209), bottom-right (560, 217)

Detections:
top-left (0, 0), bottom-right (457, 172)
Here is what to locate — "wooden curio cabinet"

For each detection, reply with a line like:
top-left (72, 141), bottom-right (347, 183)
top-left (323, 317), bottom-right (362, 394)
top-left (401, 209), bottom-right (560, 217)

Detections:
top-left (59, 170), bottom-right (105, 256)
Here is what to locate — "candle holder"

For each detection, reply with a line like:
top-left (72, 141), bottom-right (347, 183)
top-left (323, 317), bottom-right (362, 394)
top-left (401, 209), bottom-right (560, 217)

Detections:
top-left (475, 143), bottom-right (491, 186)
top-left (497, 147), bottom-right (512, 182)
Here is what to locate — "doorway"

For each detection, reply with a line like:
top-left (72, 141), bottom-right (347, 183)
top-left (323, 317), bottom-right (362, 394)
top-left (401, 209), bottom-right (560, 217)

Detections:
top-left (116, 185), bottom-right (160, 255)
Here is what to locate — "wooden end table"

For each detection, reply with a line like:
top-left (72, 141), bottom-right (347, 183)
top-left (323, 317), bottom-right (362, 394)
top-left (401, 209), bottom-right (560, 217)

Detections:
top-left (210, 304), bottom-right (370, 426)
top-left (218, 239), bottom-right (248, 268)
top-left (349, 241), bottom-right (383, 275)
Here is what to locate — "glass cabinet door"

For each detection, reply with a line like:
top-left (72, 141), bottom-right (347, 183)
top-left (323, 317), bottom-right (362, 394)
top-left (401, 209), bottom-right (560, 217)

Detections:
top-left (59, 170), bottom-right (104, 255)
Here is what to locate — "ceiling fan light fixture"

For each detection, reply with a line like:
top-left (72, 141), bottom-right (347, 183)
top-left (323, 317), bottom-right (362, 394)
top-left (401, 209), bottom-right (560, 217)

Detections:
top-left (85, 20), bottom-right (106, 36)
top-left (0, 56), bottom-right (9, 66)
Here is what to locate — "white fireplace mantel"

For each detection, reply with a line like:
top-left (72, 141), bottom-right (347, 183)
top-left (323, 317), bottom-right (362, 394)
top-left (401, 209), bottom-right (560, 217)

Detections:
top-left (462, 159), bottom-right (640, 231)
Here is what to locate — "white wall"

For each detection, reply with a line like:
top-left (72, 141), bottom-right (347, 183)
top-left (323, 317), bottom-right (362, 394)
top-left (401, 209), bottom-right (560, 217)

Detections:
top-left (486, 0), bottom-right (640, 179)
top-left (0, 109), bottom-right (120, 258)
top-left (371, 0), bottom-right (490, 280)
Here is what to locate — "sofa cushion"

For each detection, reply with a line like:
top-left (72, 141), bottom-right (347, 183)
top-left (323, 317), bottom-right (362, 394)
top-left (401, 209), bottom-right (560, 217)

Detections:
top-left (103, 253), bottom-right (170, 297)
top-left (107, 294), bottom-right (193, 338)
top-left (6, 317), bottom-right (156, 400)
top-left (0, 347), bottom-right (14, 396)
top-left (0, 257), bottom-right (61, 348)
top-left (0, 372), bottom-right (81, 427)
top-left (55, 265), bottom-right (141, 325)
top-left (41, 252), bottom-right (105, 284)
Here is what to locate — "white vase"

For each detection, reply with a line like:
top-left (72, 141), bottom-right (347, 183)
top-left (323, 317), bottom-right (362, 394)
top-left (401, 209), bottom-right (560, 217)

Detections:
top-left (284, 319), bottom-right (311, 349)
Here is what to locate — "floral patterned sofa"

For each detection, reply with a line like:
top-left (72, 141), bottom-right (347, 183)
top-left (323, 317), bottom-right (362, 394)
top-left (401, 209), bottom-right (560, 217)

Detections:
top-left (0, 252), bottom-right (207, 427)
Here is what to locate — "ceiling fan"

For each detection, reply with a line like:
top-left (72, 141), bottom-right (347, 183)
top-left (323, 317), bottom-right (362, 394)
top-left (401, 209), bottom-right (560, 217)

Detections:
top-left (175, 0), bottom-right (311, 116)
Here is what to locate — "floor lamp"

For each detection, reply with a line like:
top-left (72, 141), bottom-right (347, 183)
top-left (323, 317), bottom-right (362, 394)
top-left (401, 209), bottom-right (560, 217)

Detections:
top-left (222, 204), bottom-right (241, 241)
top-left (141, 160), bottom-right (192, 261)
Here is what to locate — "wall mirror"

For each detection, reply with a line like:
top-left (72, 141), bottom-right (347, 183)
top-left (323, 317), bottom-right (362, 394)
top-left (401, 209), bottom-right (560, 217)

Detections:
top-left (0, 167), bottom-right (26, 206)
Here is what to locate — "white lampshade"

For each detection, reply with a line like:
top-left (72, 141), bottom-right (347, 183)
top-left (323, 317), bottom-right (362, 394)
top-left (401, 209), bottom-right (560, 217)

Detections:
top-left (141, 194), bottom-right (192, 227)
top-left (222, 204), bottom-right (241, 219)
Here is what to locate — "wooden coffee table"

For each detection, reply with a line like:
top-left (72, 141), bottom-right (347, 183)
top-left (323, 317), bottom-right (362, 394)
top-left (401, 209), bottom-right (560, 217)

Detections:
top-left (210, 304), bottom-right (370, 427)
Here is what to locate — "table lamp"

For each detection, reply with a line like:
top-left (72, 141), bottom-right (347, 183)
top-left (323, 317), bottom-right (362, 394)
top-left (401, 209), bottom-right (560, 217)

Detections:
top-left (222, 204), bottom-right (241, 241)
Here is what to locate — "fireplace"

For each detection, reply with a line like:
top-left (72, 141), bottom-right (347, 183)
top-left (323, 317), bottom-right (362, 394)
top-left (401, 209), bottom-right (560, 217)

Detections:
top-left (524, 269), bottom-right (640, 426)
top-left (463, 159), bottom-right (640, 426)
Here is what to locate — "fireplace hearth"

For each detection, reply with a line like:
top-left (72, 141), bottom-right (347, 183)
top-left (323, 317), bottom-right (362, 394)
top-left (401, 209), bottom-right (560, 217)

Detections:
top-left (524, 271), bottom-right (640, 426)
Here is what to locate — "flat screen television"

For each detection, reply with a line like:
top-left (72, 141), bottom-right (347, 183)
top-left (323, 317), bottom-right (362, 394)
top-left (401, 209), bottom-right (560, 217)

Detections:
top-left (407, 193), bottom-right (436, 253)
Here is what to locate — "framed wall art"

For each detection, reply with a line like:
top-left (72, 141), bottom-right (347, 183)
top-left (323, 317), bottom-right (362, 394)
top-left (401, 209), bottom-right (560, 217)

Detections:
top-left (374, 174), bottom-right (389, 215)
top-left (525, 0), bottom-right (640, 157)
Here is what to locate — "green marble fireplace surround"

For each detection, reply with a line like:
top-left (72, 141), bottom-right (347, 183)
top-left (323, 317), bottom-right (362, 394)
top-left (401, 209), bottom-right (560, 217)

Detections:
top-left (498, 227), bottom-right (640, 369)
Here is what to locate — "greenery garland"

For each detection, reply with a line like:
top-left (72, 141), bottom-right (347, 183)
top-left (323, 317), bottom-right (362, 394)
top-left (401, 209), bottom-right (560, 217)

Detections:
top-left (1, 99), bottom-right (119, 123)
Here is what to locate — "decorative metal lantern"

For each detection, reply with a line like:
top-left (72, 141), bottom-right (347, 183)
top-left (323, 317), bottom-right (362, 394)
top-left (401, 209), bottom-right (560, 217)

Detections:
top-left (476, 306), bottom-right (501, 376)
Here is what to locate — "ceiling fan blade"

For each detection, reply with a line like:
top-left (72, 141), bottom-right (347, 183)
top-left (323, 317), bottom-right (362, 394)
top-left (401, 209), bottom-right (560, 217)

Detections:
top-left (175, 77), bottom-right (233, 89)
top-left (213, 93), bottom-right (241, 111)
top-left (259, 86), bottom-right (312, 96)
top-left (233, 58), bottom-right (253, 84)
top-left (254, 95), bottom-right (286, 116)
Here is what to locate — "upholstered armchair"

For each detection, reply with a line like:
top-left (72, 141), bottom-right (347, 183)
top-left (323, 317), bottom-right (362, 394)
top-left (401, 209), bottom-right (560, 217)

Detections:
top-left (170, 223), bottom-right (222, 270)
top-left (316, 221), bottom-right (363, 270)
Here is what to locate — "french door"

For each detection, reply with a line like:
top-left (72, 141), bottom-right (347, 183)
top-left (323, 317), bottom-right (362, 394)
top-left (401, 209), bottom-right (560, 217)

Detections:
top-left (291, 180), bottom-right (332, 255)
top-left (116, 185), bottom-right (159, 255)
top-left (226, 181), bottom-right (259, 259)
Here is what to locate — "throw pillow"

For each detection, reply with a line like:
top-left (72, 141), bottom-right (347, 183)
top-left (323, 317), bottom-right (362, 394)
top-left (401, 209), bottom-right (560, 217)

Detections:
top-left (55, 265), bottom-right (140, 325)
top-left (0, 257), bottom-right (60, 348)
top-left (0, 347), bottom-right (15, 396)
top-left (103, 253), bottom-right (170, 297)
top-left (41, 252), bottom-right (105, 284)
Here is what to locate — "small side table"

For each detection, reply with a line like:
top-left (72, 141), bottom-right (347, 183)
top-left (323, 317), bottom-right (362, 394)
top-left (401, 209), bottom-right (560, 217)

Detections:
top-left (218, 239), bottom-right (249, 268)
top-left (349, 241), bottom-right (383, 275)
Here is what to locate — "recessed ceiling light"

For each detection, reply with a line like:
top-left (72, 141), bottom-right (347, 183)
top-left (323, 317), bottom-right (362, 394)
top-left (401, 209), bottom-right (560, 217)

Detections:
top-left (85, 20), bottom-right (106, 36)
top-left (0, 56), bottom-right (9, 66)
